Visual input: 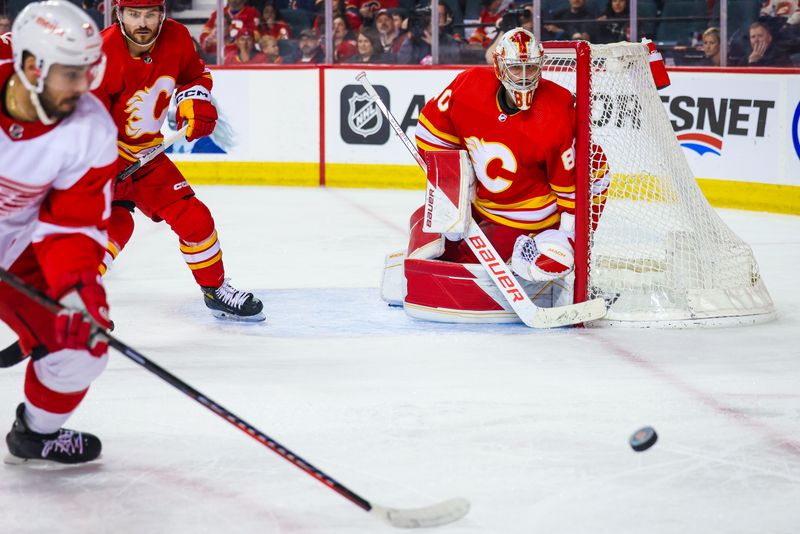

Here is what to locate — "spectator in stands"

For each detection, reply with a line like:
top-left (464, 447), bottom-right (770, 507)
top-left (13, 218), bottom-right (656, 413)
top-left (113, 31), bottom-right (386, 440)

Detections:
top-left (740, 21), bottom-right (793, 65)
top-left (80, 0), bottom-right (104, 30)
top-left (224, 25), bottom-right (268, 64)
top-left (700, 26), bottom-right (721, 66)
top-left (397, 4), bottom-right (462, 64)
top-left (593, 0), bottom-right (629, 44)
top-left (294, 28), bottom-right (325, 62)
top-left (258, 34), bottom-right (284, 62)
top-left (347, 25), bottom-right (394, 62)
top-left (259, 2), bottom-right (292, 40)
top-left (544, 0), bottom-right (594, 41)
top-left (467, 0), bottom-right (508, 48)
top-left (333, 14), bottom-right (358, 61)
top-left (0, 13), bottom-right (11, 34)
top-left (358, 0), bottom-right (381, 28)
top-left (375, 8), bottom-right (400, 51)
top-left (200, 0), bottom-right (261, 56)
top-left (388, 7), bottom-right (410, 53)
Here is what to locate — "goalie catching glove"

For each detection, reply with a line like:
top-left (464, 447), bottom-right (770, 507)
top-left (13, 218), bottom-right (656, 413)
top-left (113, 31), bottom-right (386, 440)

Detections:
top-left (50, 272), bottom-right (112, 357)
top-left (176, 85), bottom-right (217, 141)
top-left (511, 213), bottom-right (576, 282)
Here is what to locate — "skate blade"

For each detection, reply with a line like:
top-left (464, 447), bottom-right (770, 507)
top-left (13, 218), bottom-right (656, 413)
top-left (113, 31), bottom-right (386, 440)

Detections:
top-left (209, 310), bottom-right (266, 323)
top-left (4, 452), bottom-right (102, 470)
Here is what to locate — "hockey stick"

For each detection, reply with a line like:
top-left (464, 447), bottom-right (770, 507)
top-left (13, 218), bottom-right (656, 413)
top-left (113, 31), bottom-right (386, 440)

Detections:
top-left (356, 72), bottom-right (606, 328)
top-left (0, 267), bottom-right (468, 528)
top-left (116, 125), bottom-right (188, 182)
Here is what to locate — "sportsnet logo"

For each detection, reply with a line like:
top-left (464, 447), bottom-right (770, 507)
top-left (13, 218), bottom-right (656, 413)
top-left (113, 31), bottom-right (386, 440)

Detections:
top-left (793, 100), bottom-right (800, 161)
top-left (676, 132), bottom-right (723, 156)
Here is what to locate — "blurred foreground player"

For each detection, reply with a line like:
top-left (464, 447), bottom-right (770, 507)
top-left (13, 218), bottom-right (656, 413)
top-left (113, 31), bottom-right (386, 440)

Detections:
top-left (94, 0), bottom-right (264, 321)
top-left (1, 1), bottom-right (118, 465)
top-left (400, 28), bottom-right (608, 318)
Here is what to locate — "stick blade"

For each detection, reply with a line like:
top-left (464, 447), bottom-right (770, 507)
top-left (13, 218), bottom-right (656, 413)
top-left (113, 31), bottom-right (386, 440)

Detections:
top-left (531, 297), bottom-right (607, 328)
top-left (371, 497), bottom-right (470, 528)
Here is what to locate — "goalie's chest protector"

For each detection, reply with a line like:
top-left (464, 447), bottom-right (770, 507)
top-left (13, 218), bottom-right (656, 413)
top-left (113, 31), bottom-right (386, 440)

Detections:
top-left (98, 20), bottom-right (205, 154)
top-left (438, 69), bottom-right (576, 220)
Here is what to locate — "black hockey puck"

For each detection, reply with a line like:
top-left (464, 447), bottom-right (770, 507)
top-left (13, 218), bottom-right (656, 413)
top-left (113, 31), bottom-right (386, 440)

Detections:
top-left (629, 426), bottom-right (658, 452)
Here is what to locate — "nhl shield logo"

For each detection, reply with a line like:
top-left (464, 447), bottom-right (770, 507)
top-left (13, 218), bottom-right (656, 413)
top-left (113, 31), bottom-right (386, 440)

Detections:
top-left (347, 92), bottom-right (382, 138)
top-left (340, 84), bottom-right (390, 145)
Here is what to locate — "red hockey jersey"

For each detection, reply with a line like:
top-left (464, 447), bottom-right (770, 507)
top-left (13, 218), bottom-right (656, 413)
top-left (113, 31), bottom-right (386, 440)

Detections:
top-left (93, 19), bottom-right (213, 162)
top-left (416, 67), bottom-right (577, 232)
top-left (0, 34), bottom-right (117, 287)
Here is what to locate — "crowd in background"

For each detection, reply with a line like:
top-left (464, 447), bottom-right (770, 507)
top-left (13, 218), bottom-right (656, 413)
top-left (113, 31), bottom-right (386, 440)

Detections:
top-left (1, 0), bottom-right (798, 65)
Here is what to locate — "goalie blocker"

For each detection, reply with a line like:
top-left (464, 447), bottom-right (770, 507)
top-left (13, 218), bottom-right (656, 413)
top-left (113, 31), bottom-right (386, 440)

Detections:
top-left (380, 149), bottom-right (574, 323)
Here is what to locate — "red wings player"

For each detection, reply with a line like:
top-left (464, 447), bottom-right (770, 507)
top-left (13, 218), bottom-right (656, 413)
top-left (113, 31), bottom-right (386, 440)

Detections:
top-left (93, 0), bottom-right (264, 321)
top-left (414, 28), bottom-right (578, 281)
top-left (1, 1), bottom-right (117, 465)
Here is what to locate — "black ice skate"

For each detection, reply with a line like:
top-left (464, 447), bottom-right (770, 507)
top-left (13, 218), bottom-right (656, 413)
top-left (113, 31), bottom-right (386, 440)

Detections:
top-left (5, 403), bottom-right (102, 467)
top-left (202, 279), bottom-right (265, 322)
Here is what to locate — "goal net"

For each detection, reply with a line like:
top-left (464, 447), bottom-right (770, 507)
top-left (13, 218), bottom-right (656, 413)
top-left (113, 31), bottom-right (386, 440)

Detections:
top-left (542, 41), bottom-right (775, 327)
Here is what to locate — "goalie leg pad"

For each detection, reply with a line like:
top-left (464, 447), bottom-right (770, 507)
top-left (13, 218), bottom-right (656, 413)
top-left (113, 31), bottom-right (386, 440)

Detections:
top-left (422, 150), bottom-right (476, 235)
top-left (403, 258), bottom-right (570, 323)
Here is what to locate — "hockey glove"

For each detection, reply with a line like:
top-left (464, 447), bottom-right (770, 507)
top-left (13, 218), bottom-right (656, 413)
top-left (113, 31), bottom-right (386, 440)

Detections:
top-left (511, 213), bottom-right (576, 282)
top-left (176, 85), bottom-right (217, 141)
top-left (50, 272), bottom-right (112, 357)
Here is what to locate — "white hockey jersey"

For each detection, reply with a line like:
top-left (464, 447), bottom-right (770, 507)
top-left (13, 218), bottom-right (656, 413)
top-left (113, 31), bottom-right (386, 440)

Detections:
top-left (0, 35), bottom-right (117, 284)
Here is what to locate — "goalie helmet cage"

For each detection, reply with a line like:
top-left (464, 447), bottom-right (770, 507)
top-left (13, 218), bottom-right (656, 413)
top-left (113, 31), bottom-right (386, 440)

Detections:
top-left (542, 41), bottom-right (775, 327)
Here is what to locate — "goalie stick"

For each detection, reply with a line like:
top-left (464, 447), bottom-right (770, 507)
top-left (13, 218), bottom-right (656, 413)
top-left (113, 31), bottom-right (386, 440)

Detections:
top-left (116, 125), bottom-right (188, 182)
top-left (0, 267), bottom-right (469, 529)
top-left (355, 72), bottom-right (606, 328)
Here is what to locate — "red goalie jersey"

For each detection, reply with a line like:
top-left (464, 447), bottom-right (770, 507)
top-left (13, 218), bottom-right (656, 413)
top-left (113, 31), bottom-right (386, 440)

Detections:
top-left (93, 19), bottom-right (213, 162)
top-left (415, 67), bottom-right (577, 232)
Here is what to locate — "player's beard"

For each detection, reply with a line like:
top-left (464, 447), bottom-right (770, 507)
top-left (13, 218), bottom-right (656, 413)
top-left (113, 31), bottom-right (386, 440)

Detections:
top-left (39, 87), bottom-right (81, 120)
top-left (128, 25), bottom-right (156, 45)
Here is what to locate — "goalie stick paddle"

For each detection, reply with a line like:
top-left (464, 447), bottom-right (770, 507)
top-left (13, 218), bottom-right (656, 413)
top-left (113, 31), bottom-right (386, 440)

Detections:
top-left (355, 72), bottom-right (607, 328)
top-left (0, 267), bottom-right (469, 529)
top-left (116, 125), bottom-right (188, 182)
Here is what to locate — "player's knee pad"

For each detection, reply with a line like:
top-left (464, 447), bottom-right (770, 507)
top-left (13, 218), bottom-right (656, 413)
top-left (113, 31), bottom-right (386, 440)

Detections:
top-left (159, 196), bottom-right (216, 243)
top-left (108, 203), bottom-right (135, 251)
top-left (31, 349), bottom-right (109, 393)
top-left (408, 205), bottom-right (445, 260)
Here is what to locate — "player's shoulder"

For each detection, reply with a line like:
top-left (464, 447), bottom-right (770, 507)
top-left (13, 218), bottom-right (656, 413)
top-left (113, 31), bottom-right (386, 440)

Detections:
top-left (161, 18), bottom-right (194, 43)
top-left (537, 78), bottom-right (574, 108)
top-left (63, 93), bottom-right (118, 147)
top-left (453, 66), bottom-right (496, 86)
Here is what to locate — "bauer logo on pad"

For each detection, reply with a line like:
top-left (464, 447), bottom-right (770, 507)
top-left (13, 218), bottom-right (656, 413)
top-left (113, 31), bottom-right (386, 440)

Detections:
top-left (341, 84), bottom-right (390, 145)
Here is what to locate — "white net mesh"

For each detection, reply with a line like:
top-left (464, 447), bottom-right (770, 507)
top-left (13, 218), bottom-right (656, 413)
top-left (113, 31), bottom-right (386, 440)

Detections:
top-left (542, 42), bottom-right (775, 327)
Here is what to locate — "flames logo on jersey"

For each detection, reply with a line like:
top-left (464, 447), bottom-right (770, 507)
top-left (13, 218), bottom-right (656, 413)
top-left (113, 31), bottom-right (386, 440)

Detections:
top-left (464, 137), bottom-right (515, 193)
top-left (124, 76), bottom-right (175, 138)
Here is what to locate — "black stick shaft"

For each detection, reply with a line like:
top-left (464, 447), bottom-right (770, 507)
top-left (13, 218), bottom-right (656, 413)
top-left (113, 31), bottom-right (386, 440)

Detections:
top-left (0, 267), bottom-right (373, 512)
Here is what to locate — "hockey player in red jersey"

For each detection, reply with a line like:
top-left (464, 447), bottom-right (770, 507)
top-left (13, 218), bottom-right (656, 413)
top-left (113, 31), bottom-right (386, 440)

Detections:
top-left (415, 28), bottom-right (577, 275)
top-left (1, 1), bottom-right (118, 465)
top-left (398, 28), bottom-right (597, 320)
top-left (94, 0), bottom-right (264, 321)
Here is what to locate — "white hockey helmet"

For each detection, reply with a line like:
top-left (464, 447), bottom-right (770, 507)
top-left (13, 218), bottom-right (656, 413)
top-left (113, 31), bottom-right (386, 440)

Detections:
top-left (492, 27), bottom-right (544, 111)
top-left (12, 0), bottom-right (105, 96)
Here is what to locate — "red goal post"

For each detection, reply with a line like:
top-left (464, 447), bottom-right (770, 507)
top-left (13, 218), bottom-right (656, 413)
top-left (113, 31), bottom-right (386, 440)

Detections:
top-left (541, 41), bottom-right (775, 327)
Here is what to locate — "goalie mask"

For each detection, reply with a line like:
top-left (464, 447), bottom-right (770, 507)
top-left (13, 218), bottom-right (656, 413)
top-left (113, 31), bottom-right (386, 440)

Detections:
top-left (492, 28), bottom-right (544, 111)
top-left (11, 0), bottom-right (105, 124)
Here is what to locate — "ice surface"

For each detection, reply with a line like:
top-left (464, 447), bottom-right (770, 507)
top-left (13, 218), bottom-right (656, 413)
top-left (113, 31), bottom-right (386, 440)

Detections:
top-left (1, 186), bottom-right (798, 533)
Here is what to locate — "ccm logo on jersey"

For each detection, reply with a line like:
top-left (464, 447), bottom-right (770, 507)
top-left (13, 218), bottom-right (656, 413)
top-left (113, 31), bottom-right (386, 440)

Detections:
top-left (173, 181), bottom-right (190, 191)
top-left (467, 235), bottom-right (526, 303)
top-left (176, 87), bottom-right (211, 103)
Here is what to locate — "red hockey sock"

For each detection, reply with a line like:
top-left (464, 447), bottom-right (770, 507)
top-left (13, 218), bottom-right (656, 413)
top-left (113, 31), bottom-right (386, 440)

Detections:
top-left (158, 197), bottom-right (225, 288)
